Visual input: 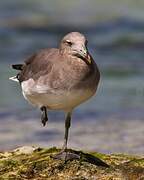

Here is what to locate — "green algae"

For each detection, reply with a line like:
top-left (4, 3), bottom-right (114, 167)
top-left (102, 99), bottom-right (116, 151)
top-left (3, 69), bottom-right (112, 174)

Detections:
top-left (0, 147), bottom-right (143, 179)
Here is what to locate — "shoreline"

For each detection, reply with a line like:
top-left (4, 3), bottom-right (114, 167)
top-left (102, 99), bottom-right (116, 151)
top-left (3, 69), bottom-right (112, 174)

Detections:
top-left (0, 111), bottom-right (144, 155)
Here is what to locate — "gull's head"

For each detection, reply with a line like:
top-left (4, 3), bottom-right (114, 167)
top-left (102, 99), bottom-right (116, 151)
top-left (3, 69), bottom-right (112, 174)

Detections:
top-left (60, 32), bottom-right (91, 64)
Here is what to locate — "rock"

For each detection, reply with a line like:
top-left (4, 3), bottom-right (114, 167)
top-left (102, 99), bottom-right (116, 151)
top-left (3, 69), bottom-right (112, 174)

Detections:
top-left (13, 146), bottom-right (39, 155)
top-left (0, 146), bottom-right (143, 179)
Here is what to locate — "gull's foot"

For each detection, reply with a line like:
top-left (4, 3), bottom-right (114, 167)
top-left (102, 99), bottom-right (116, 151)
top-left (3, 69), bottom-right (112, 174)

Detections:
top-left (52, 150), bottom-right (80, 161)
top-left (51, 149), bottom-right (109, 167)
top-left (41, 113), bottom-right (48, 126)
top-left (40, 106), bottom-right (48, 126)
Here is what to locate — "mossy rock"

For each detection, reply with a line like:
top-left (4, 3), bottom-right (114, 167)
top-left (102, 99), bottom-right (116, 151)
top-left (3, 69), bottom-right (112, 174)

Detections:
top-left (0, 146), bottom-right (143, 179)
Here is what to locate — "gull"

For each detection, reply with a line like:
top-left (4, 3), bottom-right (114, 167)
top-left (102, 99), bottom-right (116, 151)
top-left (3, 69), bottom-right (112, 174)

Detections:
top-left (10, 32), bottom-right (100, 160)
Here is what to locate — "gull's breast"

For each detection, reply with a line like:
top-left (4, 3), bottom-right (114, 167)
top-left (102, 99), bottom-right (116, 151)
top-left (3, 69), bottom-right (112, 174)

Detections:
top-left (21, 78), bottom-right (95, 111)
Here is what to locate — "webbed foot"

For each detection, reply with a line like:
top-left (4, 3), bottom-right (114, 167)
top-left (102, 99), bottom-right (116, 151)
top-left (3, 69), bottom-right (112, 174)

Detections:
top-left (40, 106), bottom-right (48, 126)
top-left (51, 149), bottom-right (109, 167)
top-left (52, 150), bottom-right (80, 161)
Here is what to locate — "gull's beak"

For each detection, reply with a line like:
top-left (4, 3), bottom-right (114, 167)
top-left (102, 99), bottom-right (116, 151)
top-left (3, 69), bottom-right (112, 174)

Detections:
top-left (73, 46), bottom-right (92, 65)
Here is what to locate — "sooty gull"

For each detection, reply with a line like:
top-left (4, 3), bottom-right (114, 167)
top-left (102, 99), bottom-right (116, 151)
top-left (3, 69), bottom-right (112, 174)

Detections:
top-left (10, 32), bottom-right (100, 160)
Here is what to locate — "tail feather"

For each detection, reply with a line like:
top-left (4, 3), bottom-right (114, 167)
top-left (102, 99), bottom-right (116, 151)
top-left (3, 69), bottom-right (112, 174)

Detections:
top-left (9, 76), bottom-right (19, 82)
top-left (12, 64), bottom-right (23, 70)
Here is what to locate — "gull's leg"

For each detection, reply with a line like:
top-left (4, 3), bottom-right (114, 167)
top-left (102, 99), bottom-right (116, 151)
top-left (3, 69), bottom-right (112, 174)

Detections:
top-left (40, 106), bottom-right (48, 126)
top-left (52, 111), bottom-right (80, 161)
top-left (51, 112), bottom-right (109, 166)
top-left (62, 112), bottom-right (71, 151)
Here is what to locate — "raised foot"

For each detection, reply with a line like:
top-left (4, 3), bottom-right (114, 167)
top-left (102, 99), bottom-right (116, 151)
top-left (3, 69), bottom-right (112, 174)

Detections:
top-left (41, 114), bottom-right (48, 126)
top-left (40, 106), bottom-right (48, 126)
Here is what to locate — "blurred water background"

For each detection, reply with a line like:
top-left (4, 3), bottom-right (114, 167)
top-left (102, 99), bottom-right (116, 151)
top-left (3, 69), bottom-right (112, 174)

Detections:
top-left (0, 0), bottom-right (144, 154)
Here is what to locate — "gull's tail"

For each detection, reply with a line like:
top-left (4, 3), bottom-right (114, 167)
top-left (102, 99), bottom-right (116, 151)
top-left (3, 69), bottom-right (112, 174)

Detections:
top-left (9, 64), bottom-right (23, 82)
top-left (12, 64), bottom-right (23, 70)
top-left (9, 76), bottom-right (19, 82)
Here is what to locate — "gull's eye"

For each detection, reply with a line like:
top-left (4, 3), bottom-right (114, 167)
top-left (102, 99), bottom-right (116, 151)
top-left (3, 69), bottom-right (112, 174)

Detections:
top-left (65, 40), bottom-right (73, 46)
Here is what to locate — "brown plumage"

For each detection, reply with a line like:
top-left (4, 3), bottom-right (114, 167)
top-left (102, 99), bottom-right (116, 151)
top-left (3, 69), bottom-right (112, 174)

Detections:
top-left (10, 32), bottom-right (100, 160)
